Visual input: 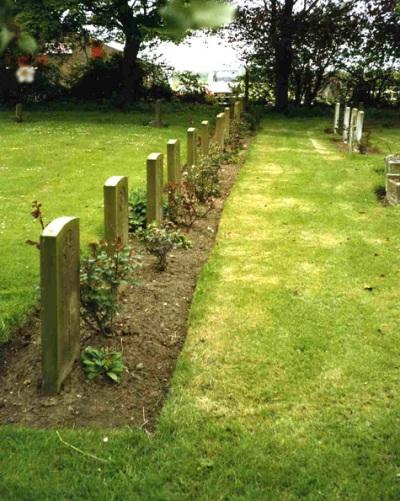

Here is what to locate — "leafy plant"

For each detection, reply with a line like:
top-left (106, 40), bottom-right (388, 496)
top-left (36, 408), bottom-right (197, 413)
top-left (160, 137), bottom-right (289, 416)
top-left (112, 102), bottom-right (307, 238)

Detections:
top-left (137, 222), bottom-right (191, 271)
top-left (186, 145), bottom-right (222, 203)
top-left (128, 188), bottom-right (169, 234)
top-left (164, 181), bottom-right (203, 228)
top-left (81, 346), bottom-right (125, 384)
top-left (80, 239), bottom-right (139, 336)
top-left (25, 200), bottom-right (47, 249)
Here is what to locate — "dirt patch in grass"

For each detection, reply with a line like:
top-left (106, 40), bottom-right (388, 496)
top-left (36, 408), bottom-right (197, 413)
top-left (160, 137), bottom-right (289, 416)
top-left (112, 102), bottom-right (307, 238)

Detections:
top-left (0, 154), bottom-right (246, 430)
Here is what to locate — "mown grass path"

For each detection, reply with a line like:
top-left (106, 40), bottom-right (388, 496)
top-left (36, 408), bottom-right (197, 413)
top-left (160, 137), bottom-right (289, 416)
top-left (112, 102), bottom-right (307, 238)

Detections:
top-left (1, 117), bottom-right (400, 499)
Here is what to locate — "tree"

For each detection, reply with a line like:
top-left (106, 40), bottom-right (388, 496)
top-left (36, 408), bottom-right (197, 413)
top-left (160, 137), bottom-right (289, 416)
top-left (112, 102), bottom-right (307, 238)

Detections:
top-left (1, 0), bottom-right (236, 107)
top-left (230, 0), bottom-right (400, 111)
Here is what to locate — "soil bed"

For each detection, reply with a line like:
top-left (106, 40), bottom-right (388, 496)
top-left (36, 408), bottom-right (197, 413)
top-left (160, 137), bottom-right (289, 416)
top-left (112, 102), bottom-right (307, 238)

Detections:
top-left (0, 151), bottom-right (246, 430)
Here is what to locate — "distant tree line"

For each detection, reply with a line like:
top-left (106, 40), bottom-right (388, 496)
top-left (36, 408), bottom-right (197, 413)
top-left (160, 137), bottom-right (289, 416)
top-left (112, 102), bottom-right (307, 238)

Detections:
top-left (230, 0), bottom-right (400, 111)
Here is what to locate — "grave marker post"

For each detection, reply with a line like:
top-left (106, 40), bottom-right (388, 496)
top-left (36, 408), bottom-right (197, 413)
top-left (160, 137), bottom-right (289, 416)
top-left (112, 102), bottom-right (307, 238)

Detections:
top-left (200, 121), bottom-right (210, 156)
top-left (215, 113), bottom-right (225, 149)
top-left (343, 107), bottom-right (351, 143)
top-left (104, 176), bottom-right (129, 249)
top-left (187, 127), bottom-right (198, 168)
top-left (224, 107), bottom-right (231, 139)
top-left (348, 108), bottom-right (358, 153)
top-left (147, 153), bottom-right (163, 224)
top-left (40, 217), bottom-right (80, 395)
top-left (355, 111), bottom-right (365, 146)
top-left (167, 139), bottom-right (181, 184)
top-left (333, 102), bottom-right (340, 134)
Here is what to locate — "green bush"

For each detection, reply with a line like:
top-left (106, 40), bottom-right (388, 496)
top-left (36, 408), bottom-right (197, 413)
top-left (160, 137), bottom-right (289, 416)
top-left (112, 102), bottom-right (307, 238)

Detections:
top-left (137, 222), bottom-right (191, 271)
top-left (80, 239), bottom-right (138, 336)
top-left (128, 188), bottom-right (169, 234)
top-left (81, 346), bottom-right (125, 383)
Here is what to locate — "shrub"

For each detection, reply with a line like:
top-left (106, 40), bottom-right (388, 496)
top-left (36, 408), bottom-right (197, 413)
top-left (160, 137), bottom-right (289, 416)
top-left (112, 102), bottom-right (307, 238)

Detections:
top-left (81, 346), bottom-right (125, 383)
top-left (80, 239), bottom-right (138, 336)
top-left (128, 188), bottom-right (169, 234)
top-left (137, 222), bottom-right (191, 271)
top-left (176, 71), bottom-right (206, 103)
top-left (185, 146), bottom-right (222, 203)
top-left (164, 181), bottom-right (203, 228)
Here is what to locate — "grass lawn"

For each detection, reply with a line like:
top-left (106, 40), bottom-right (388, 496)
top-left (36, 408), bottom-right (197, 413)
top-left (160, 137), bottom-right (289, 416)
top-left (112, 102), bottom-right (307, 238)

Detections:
top-left (1, 113), bottom-right (400, 499)
top-left (0, 102), bottom-right (219, 342)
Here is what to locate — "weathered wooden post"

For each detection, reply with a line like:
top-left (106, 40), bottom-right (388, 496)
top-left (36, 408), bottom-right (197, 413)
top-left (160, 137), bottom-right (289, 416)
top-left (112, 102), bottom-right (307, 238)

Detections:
top-left (200, 121), bottom-right (210, 156)
top-left (355, 110), bottom-right (365, 146)
top-left (333, 102), bottom-right (340, 134)
top-left (147, 153), bottom-right (163, 224)
top-left (348, 108), bottom-right (358, 153)
top-left (40, 217), bottom-right (80, 395)
top-left (234, 101), bottom-right (241, 121)
top-left (187, 127), bottom-right (198, 168)
top-left (343, 106), bottom-right (351, 143)
top-left (104, 176), bottom-right (129, 249)
top-left (215, 113), bottom-right (225, 149)
top-left (16, 103), bottom-right (23, 123)
top-left (167, 139), bottom-right (181, 184)
top-left (224, 107), bottom-right (231, 139)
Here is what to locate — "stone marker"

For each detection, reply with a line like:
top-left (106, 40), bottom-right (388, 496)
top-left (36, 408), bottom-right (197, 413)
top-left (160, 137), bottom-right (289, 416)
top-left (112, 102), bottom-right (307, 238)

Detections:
top-left (215, 113), bottom-right (225, 149)
top-left (187, 127), bottom-right (198, 168)
top-left (348, 108), bottom-right (358, 153)
top-left (385, 154), bottom-right (400, 175)
top-left (147, 153), bottom-right (163, 224)
top-left (355, 110), bottom-right (365, 144)
top-left (104, 176), bottom-right (129, 249)
top-left (167, 139), bottom-right (181, 184)
top-left (333, 102), bottom-right (340, 134)
top-left (16, 103), bottom-right (22, 123)
top-left (386, 174), bottom-right (400, 205)
top-left (224, 107), bottom-right (231, 139)
top-left (41, 216), bottom-right (80, 395)
top-left (200, 121), bottom-right (210, 156)
top-left (343, 107), bottom-right (351, 143)
top-left (234, 101), bottom-right (241, 121)
top-left (154, 99), bottom-right (162, 128)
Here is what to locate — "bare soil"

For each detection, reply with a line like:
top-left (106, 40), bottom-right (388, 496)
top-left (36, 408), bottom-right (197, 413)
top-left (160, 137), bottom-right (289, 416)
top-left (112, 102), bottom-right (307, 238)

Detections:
top-left (0, 150), bottom-right (247, 430)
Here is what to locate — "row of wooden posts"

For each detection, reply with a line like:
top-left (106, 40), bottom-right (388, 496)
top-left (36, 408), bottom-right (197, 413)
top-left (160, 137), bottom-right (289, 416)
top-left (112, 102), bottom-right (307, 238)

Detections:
top-left (40, 99), bottom-right (245, 395)
top-left (333, 102), bottom-right (365, 153)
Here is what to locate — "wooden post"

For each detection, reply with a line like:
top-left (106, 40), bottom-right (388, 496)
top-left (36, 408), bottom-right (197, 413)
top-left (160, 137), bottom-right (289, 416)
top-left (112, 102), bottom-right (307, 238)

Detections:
top-left (147, 153), bottom-right (163, 224)
top-left (16, 103), bottom-right (23, 123)
top-left (200, 121), bottom-right (210, 156)
top-left (187, 127), bottom-right (198, 168)
top-left (40, 217), bottom-right (80, 395)
top-left (167, 139), bottom-right (181, 184)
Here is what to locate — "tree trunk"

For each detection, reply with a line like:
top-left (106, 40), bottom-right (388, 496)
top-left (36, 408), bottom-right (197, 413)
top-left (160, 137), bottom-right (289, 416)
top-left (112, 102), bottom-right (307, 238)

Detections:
top-left (119, 36), bottom-right (141, 109)
top-left (273, 0), bottom-right (295, 113)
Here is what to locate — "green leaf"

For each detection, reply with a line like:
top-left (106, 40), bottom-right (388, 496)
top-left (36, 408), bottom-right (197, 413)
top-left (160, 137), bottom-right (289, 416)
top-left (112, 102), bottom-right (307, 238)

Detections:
top-left (17, 33), bottom-right (37, 54)
top-left (107, 371), bottom-right (120, 383)
top-left (0, 27), bottom-right (12, 52)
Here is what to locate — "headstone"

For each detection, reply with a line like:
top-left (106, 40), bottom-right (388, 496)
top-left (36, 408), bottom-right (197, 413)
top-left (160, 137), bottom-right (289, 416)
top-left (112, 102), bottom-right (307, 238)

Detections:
top-left (187, 127), bottom-right (198, 168)
top-left (147, 153), bottom-right (163, 224)
top-left (343, 107), bottom-right (351, 143)
top-left (333, 102), bottom-right (340, 134)
top-left (16, 103), bottom-right (22, 123)
top-left (167, 139), bottom-right (181, 184)
top-left (215, 113), bottom-right (225, 149)
top-left (385, 155), bottom-right (400, 175)
top-left (154, 99), bottom-right (162, 128)
top-left (40, 216), bottom-right (80, 395)
top-left (224, 107), bottom-right (231, 139)
top-left (386, 174), bottom-right (400, 205)
top-left (200, 121), bottom-right (210, 157)
top-left (355, 111), bottom-right (365, 144)
top-left (348, 108), bottom-right (358, 153)
top-left (104, 176), bottom-right (129, 249)
top-left (234, 101), bottom-right (241, 121)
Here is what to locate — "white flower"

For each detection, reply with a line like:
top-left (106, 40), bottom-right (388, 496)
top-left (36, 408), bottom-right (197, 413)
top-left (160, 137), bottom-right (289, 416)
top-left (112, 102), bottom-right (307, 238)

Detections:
top-left (16, 65), bottom-right (36, 84)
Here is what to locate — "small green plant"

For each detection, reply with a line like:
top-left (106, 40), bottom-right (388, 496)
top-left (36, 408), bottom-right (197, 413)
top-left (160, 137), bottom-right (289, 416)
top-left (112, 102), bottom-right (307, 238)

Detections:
top-left (164, 181), bottom-right (203, 228)
top-left (128, 188), bottom-right (169, 234)
top-left (137, 222), bottom-right (192, 271)
top-left (81, 346), bottom-right (125, 383)
top-left (128, 188), bottom-right (147, 233)
top-left (186, 145), bottom-right (221, 203)
top-left (80, 239), bottom-right (139, 336)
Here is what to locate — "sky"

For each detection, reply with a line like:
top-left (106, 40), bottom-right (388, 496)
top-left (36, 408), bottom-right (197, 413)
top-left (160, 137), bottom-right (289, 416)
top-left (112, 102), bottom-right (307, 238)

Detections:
top-left (109, 33), bottom-right (243, 74)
